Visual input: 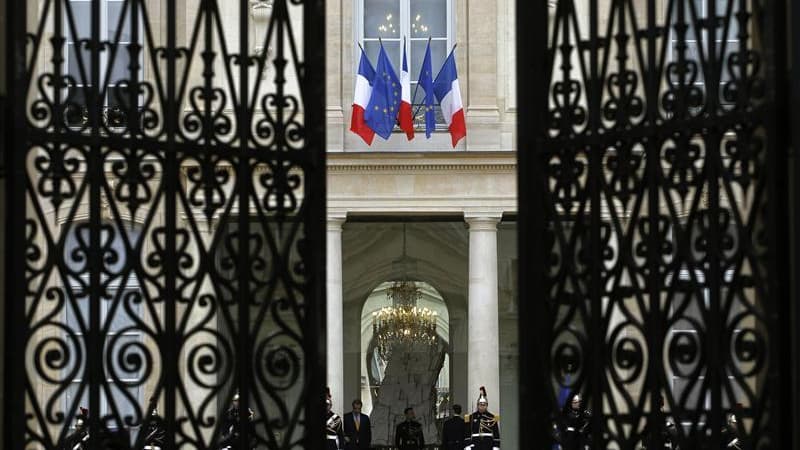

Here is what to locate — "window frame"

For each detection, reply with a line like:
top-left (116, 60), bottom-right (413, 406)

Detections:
top-left (355, 0), bottom-right (455, 131)
top-left (62, 222), bottom-right (145, 432)
top-left (63, 0), bottom-right (145, 127)
top-left (666, 0), bottom-right (741, 89)
top-left (667, 267), bottom-right (741, 429)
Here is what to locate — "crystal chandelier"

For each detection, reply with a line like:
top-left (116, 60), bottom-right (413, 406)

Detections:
top-left (372, 226), bottom-right (439, 362)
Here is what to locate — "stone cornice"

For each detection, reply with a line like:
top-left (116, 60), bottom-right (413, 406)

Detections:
top-left (326, 153), bottom-right (517, 174)
top-left (328, 162), bottom-right (516, 173)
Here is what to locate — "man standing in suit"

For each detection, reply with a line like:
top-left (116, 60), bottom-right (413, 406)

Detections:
top-left (343, 399), bottom-right (371, 449)
top-left (441, 404), bottom-right (466, 450)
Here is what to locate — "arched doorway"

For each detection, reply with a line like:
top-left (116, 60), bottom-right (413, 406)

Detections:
top-left (360, 281), bottom-right (450, 445)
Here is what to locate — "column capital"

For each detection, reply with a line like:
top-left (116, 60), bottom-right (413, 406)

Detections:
top-left (464, 211), bottom-right (503, 231)
top-left (327, 211), bottom-right (347, 231)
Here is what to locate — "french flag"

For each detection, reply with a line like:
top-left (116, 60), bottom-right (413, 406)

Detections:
top-left (432, 48), bottom-right (466, 148)
top-left (350, 47), bottom-right (376, 145)
top-left (398, 40), bottom-right (414, 140)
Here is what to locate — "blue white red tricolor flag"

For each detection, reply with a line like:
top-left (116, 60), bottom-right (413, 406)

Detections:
top-left (398, 39), bottom-right (414, 140)
top-left (432, 48), bottom-right (466, 147)
top-left (350, 47), bottom-right (376, 145)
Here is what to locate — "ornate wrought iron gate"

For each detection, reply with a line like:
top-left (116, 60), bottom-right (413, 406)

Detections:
top-left (4, 0), bottom-right (327, 449)
top-left (518, 1), bottom-right (792, 449)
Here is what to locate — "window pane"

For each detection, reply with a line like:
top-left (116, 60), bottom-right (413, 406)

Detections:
top-left (669, 41), bottom-right (704, 85)
top-left (719, 41), bottom-right (739, 84)
top-left (672, 377), bottom-right (705, 408)
top-left (108, 1), bottom-right (132, 42)
top-left (65, 87), bottom-right (88, 126)
top-left (65, 383), bottom-right (88, 417)
top-left (410, 40), bottom-right (446, 82)
top-left (716, 0), bottom-right (739, 40)
top-left (67, 1), bottom-right (91, 41)
top-left (364, 40), bottom-right (401, 75)
top-left (106, 335), bottom-right (144, 380)
top-left (410, 83), bottom-right (445, 126)
top-left (364, 0), bottom-right (400, 39)
top-left (109, 385), bottom-right (142, 429)
top-left (65, 296), bottom-right (89, 330)
top-left (67, 43), bottom-right (91, 82)
top-left (108, 49), bottom-right (131, 85)
top-left (107, 291), bottom-right (142, 332)
top-left (410, 0), bottom-right (447, 38)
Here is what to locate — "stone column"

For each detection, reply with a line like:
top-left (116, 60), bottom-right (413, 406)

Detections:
top-left (327, 212), bottom-right (347, 414)
top-left (465, 212), bottom-right (502, 412)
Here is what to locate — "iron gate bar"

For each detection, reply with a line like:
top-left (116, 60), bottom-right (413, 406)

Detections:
top-left (516, 0), bottom-right (550, 449)
top-left (792, 0), bottom-right (800, 448)
top-left (5, 0), bottom-right (25, 447)
top-left (763, 0), bottom-right (794, 449)
top-left (4, 0), bottom-right (327, 448)
top-left (518, 0), bottom-right (793, 448)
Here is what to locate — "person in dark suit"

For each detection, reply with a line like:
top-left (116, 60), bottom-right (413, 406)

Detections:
top-left (342, 399), bottom-right (371, 449)
top-left (441, 404), bottom-right (466, 450)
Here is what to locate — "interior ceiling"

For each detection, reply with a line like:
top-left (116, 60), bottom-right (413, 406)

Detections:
top-left (341, 222), bottom-right (469, 308)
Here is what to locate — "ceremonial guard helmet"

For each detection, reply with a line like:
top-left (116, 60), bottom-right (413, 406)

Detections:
top-left (477, 386), bottom-right (488, 406)
top-left (76, 407), bottom-right (89, 428)
top-left (326, 387), bottom-right (332, 407)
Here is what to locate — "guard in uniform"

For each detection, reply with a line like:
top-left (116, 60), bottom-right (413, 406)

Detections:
top-left (556, 392), bottom-right (591, 450)
top-left (394, 407), bottom-right (425, 450)
top-left (325, 388), bottom-right (345, 450)
top-left (143, 397), bottom-right (166, 450)
top-left (219, 392), bottom-right (256, 450)
top-left (441, 404), bottom-right (466, 450)
top-left (466, 387), bottom-right (500, 450)
top-left (62, 407), bottom-right (89, 450)
top-left (721, 406), bottom-right (745, 450)
top-left (641, 396), bottom-right (678, 450)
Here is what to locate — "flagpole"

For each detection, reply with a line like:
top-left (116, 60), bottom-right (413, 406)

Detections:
top-left (420, 42), bottom-right (457, 114)
top-left (411, 36), bottom-right (432, 120)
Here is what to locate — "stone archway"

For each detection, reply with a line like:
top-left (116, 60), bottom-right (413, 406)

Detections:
top-left (360, 281), bottom-right (450, 445)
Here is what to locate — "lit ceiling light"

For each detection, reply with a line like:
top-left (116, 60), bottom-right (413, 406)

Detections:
top-left (372, 226), bottom-right (439, 362)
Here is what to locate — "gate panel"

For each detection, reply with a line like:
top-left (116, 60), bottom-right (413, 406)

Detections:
top-left (518, 1), bottom-right (790, 449)
top-left (5, 0), bottom-right (326, 449)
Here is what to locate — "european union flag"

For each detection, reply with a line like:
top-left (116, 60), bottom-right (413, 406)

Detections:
top-left (365, 43), bottom-right (401, 140)
top-left (417, 40), bottom-right (436, 138)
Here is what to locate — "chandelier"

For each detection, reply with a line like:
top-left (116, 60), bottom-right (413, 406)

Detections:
top-left (372, 226), bottom-right (439, 362)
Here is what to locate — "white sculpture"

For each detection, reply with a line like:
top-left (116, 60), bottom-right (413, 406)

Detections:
top-left (250, 0), bottom-right (274, 78)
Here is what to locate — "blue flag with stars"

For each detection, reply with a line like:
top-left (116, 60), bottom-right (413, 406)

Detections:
top-left (365, 43), bottom-right (401, 140)
top-left (417, 40), bottom-right (436, 138)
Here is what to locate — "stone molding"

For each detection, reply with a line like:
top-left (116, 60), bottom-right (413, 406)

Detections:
top-left (327, 211), bottom-right (347, 231)
top-left (327, 162), bottom-right (516, 173)
top-left (464, 211), bottom-right (504, 231)
top-left (327, 153), bottom-right (517, 174)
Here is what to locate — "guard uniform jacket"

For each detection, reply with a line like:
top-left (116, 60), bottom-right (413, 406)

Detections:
top-left (467, 411), bottom-right (500, 450)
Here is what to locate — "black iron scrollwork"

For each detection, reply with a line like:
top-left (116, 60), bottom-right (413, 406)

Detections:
top-left (10, 0), bottom-right (324, 449)
top-left (521, 0), bottom-right (785, 449)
